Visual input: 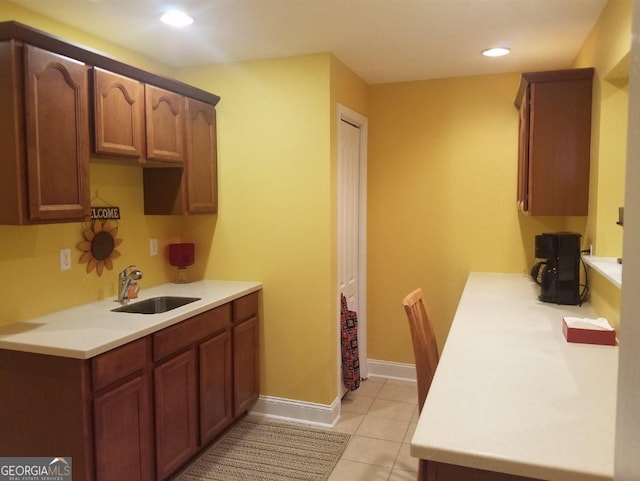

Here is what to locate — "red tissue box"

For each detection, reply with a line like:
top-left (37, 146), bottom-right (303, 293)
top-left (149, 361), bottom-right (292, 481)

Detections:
top-left (562, 317), bottom-right (616, 346)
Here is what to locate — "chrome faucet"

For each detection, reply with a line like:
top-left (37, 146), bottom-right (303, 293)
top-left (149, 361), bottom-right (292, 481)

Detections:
top-left (118, 265), bottom-right (143, 304)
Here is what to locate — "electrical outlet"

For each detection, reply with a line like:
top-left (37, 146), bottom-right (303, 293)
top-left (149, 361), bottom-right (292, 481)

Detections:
top-left (150, 238), bottom-right (158, 256)
top-left (60, 248), bottom-right (71, 271)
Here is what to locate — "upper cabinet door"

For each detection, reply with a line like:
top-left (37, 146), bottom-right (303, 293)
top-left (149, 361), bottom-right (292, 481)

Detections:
top-left (185, 98), bottom-right (218, 214)
top-left (515, 68), bottom-right (593, 216)
top-left (145, 84), bottom-right (185, 163)
top-left (516, 85), bottom-right (531, 213)
top-left (93, 68), bottom-right (144, 159)
top-left (24, 45), bottom-right (90, 222)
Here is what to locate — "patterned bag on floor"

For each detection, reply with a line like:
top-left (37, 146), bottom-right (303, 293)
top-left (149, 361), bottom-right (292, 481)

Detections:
top-left (340, 293), bottom-right (360, 391)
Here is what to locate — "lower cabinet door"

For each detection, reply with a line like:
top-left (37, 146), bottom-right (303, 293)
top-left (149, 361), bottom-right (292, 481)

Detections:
top-left (233, 316), bottom-right (260, 417)
top-left (93, 375), bottom-right (154, 481)
top-left (154, 349), bottom-right (198, 480)
top-left (200, 330), bottom-right (233, 445)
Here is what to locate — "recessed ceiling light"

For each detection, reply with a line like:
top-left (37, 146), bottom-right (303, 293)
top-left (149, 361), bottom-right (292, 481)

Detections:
top-left (160, 10), bottom-right (194, 27)
top-left (482, 47), bottom-right (510, 58)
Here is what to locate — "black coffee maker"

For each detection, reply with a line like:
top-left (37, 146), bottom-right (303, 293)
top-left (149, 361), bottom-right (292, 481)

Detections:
top-left (531, 232), bottom-right (581, 305)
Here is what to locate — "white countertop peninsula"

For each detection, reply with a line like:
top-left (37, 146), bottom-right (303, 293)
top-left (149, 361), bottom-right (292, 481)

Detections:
top-left (411, 272), bottom-right (618, 481)
top-left (0, 280), bottom-right (262, 359)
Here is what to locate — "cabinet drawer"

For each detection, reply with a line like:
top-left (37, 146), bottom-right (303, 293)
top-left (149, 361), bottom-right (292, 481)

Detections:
top-left (154, 304), bottom-right (231, 361)
top-left (91, 337), bottom-right (150, 392)
top-left (233, 292), bottom-right (259, 323)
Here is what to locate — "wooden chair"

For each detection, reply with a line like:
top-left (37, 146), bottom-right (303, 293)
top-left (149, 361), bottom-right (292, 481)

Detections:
top-left (403, 288), bottom-right (439, 412)
top-left (403, 288), bottom-right (440, 481)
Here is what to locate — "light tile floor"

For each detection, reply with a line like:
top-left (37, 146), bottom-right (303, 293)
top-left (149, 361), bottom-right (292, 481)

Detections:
top-left (328, 377), bottom-right (419, 481)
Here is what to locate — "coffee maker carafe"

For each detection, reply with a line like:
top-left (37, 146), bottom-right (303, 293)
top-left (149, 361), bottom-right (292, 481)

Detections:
top-left (531, 232), bottom-right (581, 305)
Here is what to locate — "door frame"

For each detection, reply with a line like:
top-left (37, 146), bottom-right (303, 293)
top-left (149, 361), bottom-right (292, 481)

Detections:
top-left (337, 104), bottom-right (368, 398)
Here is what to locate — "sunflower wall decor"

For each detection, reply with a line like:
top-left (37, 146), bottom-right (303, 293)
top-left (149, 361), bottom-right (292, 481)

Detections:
top-left (78, 219), bottom-right (123, 276)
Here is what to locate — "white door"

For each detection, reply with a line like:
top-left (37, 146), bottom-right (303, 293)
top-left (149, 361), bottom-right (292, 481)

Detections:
top-left (337, 105), bottom-right (367, 397)
top-left (338, 119), bottom-right (360, 309)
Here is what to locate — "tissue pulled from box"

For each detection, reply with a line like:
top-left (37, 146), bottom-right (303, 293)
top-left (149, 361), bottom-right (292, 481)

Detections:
top-left (562, 317), bottom-right (616, 345)
top-left (563, 317), bottom-right (614, 331)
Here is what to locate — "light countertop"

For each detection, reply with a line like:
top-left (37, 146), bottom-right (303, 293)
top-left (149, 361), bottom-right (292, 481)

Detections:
top-left (582, 255), bottom-right (622, 288)
top-left (411, 272), bottom-right (618, 481)
top-left (0, 280), bottom-right (262, 359)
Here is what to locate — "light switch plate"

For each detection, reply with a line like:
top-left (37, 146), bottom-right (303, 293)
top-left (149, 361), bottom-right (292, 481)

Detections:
top-left (150, 238), bottom-right (158, 256)
top-left (60, 248), bottom-right (71, 271)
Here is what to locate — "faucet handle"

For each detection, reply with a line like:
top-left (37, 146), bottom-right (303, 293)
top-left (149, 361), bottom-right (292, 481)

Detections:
top-left (119, 264), bottom-right (136, 280)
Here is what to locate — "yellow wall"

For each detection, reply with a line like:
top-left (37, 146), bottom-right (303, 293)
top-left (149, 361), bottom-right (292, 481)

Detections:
top-left (366, 74), bottom-right (576, 361)
top-left (0, 0), bottom-right (629, 405)
top-left (179, 55), bottom-right (340, 404)
top-left (180, 54), bottom-right (369, 404)
top-left (366, 0), bottom-right (630, 363)
top-left (0, 2), bottom-right (183, 325)
top-left (573, 0), bottom-right (631, 327)
top-left (1, 0), bottom-right (370, 405)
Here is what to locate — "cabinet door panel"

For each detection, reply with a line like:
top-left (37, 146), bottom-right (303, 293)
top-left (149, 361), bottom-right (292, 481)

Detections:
top-left (200, 330), bottom-right (232, 445)
top-left (145, 84), bottom-right (185, 163)
top-left (185, 98), bottom-right (218, 213)
top-left (516, 86), bottom-right (530, 212)
top-left (429, 461), bottom-right (543, 480)
top-left (233, 316), bottom-right (259, 417)
top-left (154, 349), bottom-right (198, 480)
top-left (528, 80), bottom-right (591, 215)
top-left (91, 337), bottom-right (150, 392)
top-left (93, 68), bottom-right (143, 158)
top-left (93, 374), bottom-right (154, 481)
top-left (154, 304), bottom-right (231, 362)
top-left (515, 68), bottom-right (593, 216)
top-left (0, 40), bottom-right (26, 225)
top-left (24, 45), bottom-right (90, 221)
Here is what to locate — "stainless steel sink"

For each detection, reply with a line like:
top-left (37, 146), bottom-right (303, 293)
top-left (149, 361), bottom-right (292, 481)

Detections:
top-left (112, 296), bottom-right (201, 314)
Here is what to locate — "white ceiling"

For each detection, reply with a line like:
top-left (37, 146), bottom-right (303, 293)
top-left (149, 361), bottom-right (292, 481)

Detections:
top-left (8, 0), bottom-right (609, 84)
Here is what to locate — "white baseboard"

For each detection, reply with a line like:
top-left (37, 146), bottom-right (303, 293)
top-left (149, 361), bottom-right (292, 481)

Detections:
top-left (366, 359), bottom-right (416, 382)
top-left (249, 395), bottom-right (341, 428)
top-left (248, 359), bottom-right (416, 427)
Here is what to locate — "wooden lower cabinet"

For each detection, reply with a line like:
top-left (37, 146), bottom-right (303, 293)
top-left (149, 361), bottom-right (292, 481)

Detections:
top-left (93, 375), bottom-right (154, 481)
top-left (0, 350), bottom-right (94, 480)
top-left (200, 330), bottom-right (233, 444)
top-left (427, 461), bottom-right (543, 481)
top-left (0, 293), bottom-right (260, 481)
top-left (154, 349), bottom-right (198, 480)
top-left (232, 292), bottom-right (260, 418)
top-left (233, 316), bottom-right (260, 417)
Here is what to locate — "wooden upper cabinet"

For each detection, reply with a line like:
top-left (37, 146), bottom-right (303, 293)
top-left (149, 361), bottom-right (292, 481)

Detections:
top-left (185, 98), bottom-right (218, 213)
top-left (515, 68), bottom-right (593, 216)
top-left (0, 41), bottom-right (90, 224)
top-left (25, 46), bottom-right (90, 222)
top-left (0, 23), bottom-right (221, 223)
top-left (142, 97), bottom-right (218, 215)
top-left (145, 84), bottom-right (185, 163)
top-left (93, 67), bottom-right (144, 159)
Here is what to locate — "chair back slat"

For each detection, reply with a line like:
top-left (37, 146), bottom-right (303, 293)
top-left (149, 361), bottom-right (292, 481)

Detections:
top-left (402, 288), bottom-right (439, 413)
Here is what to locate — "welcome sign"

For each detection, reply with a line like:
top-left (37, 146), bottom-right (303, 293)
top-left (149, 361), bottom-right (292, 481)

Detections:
top-left (91, 206), bottom-right (120, 220)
